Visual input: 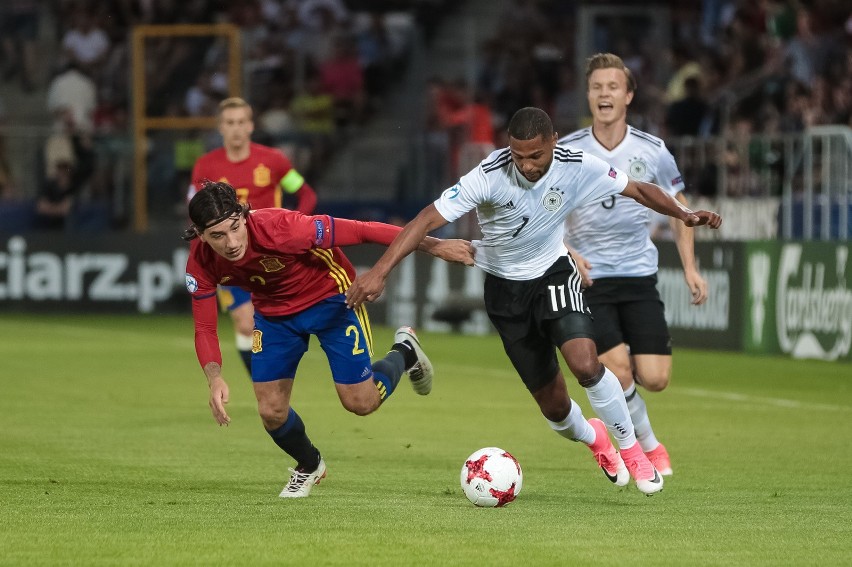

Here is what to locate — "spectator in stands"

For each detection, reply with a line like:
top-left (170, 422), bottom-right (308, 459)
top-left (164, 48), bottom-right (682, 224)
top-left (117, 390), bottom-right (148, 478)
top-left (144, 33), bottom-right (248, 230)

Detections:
top-left (0, 0), bottom-right (40, 92)
top-left (423, 76), bottom-right (453, 196)
top-left (356, 13), bottom-right (392, 101)
top-left (46, 62), bottom-right (97, 136)
top-left (290, 73), bottom-right (336, 178)
top-left (34, 131), bottom-right (93, 231)
top-left (664, 44), bottom-right (702, 104)
top-left (0, 95), bottom-right (15, 199)
top-left (665, 76), bottom-right (710, 137)
top-left (34, 158), bottom-right (77, 230)
top-left (319, 36), bottom-right (366, 129)
top-left (293, 4), bottom-right (345, 66)
top-left (723, 114), bottom-right (761, 196)
top-left (61, 8), bottom-right (110, 79)
top-left (184, 70), bottom-right (219, 117)
top-left (451, 89), bottom-right (496, 176)
top-left (257, 85), bottom-right (298, 148)
top-left (298, 0), bottom-right (349, 32)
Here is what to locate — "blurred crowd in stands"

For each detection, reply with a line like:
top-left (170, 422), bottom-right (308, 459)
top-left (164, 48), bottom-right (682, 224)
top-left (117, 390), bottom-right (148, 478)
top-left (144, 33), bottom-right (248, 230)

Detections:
top-left (423, 0), bottom-right (851, 197)
top-left (0, 0), bottom-right (454, 230)
top-left (0, 0), bottom-right (850, 232)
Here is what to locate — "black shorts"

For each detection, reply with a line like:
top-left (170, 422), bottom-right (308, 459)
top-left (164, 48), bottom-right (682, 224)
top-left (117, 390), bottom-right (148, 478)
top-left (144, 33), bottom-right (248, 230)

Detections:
top-left (484, 256), bottom-right (595, 392)
top-left (583, 275), bottom-right (672, 356)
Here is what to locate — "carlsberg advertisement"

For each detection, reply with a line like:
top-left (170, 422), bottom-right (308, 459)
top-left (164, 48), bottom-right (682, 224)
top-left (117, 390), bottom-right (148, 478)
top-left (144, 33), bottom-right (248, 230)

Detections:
top-left (745, 242), bottom-right (852, 362)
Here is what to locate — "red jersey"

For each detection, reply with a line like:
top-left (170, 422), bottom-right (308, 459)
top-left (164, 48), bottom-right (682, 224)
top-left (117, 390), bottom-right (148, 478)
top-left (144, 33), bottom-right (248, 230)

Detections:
top-left (189, 142), bottom-right (316, 213)
top-left (186, 208), bottom-right (402, 368)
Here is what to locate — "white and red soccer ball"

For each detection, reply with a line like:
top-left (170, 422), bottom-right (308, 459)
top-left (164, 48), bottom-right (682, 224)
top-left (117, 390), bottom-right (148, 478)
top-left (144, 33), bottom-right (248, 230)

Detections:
top-left (460, 447), bottom-right (523, 507)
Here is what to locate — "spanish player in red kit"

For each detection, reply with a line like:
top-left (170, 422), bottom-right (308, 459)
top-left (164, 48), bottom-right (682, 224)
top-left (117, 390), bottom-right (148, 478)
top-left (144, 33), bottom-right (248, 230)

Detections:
top-left (189, 97), bottom-right (318, 376)
top-left (183, 181), bottom-right (474, 497)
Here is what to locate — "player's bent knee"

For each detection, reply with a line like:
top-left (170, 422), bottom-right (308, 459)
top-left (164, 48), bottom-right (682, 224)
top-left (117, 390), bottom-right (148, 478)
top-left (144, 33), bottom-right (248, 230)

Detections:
top-left (573, 362), bottom-right (604, 388)
top-left (341, 397), bottom-right (379, 416)
top-left (637, 372), bottom-right (670, 392)
top-left (338, 383), bottom-right (381, 416)
top-left (257, 404), bottom-right (289, 429)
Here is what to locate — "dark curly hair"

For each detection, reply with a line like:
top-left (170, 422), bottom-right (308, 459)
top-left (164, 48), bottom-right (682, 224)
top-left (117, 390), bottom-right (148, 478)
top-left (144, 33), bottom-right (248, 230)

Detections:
top-left (181, 181), bottom-right (249, 241)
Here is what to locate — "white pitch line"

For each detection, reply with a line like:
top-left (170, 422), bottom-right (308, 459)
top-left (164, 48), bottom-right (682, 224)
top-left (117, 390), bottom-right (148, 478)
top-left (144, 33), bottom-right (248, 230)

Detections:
top-left (677, 387), bottom-right (851, 413)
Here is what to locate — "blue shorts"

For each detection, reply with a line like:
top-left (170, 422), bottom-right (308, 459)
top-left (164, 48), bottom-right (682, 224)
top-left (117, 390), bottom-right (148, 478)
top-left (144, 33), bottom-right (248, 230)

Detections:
top-left (217, 285), bottom-right (252, 312)
top-left (250, 295), bottom-right (375, 384)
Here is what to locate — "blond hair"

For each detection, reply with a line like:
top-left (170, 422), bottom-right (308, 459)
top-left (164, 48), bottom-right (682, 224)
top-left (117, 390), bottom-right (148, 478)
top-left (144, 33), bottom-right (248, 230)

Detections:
top-left (217, 97), bottom-right (252, 118)
top-left (585, 53), bottom-right (637, 93)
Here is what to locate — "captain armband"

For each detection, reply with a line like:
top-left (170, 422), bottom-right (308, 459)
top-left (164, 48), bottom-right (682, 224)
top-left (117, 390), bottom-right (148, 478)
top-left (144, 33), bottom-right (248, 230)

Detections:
top-left (280, 169), bottom-right (305, 194)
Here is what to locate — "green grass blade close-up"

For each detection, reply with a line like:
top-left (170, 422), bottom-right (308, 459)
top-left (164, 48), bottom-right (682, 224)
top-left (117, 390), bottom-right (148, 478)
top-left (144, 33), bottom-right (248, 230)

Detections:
top-left (1, 314), bottom-right (851, 566)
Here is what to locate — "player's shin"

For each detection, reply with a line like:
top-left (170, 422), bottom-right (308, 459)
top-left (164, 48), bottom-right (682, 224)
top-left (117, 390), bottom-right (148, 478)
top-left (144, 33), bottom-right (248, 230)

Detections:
top-left (625, 383), bottom-right (660, 451)
top-left (371, 349), bottom-right (407, 403)
top-left (546, 398), bottom-right (595, 445)
top-left (584, 366), bottom-right (638, 449)
top-left (266, 407), bottom-right (321, 471)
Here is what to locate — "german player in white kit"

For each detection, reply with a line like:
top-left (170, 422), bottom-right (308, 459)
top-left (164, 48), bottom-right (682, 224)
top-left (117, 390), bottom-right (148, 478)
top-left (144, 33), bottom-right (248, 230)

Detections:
top-left (346, 107), bottom-right (721, 495)
top-left (560, 53), bottom-right (708, 476)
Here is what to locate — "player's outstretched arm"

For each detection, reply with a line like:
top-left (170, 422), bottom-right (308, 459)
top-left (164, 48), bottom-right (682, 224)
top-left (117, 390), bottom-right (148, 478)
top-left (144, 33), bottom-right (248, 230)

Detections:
top-left (329, 216), bottom-right (473, 265)
top-left (346, 204), bottom-right (450, 309)
top-left (621, 179), bottom-right (722, 229)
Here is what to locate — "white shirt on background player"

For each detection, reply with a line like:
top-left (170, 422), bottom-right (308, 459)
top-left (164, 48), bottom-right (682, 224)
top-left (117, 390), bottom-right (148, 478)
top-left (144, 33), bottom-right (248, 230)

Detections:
top-left (560, 126), bottom-right (685, 279)
top-left (434, 146), bottom-right (629, 281)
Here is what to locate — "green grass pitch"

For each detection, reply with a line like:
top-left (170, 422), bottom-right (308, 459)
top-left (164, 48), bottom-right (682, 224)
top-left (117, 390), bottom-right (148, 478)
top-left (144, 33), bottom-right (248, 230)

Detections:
top-left (1, 314), bottom-right (851, 565)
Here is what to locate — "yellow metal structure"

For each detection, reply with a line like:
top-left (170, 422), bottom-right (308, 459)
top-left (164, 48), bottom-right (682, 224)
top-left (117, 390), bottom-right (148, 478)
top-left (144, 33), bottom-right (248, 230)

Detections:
top-left (131, 24), bottom-right (241, 231)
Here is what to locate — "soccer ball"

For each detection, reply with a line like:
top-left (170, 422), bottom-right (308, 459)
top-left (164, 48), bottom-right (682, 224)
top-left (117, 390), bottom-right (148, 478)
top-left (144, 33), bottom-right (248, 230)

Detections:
top-left (460, 447), bottom-right (523, 507)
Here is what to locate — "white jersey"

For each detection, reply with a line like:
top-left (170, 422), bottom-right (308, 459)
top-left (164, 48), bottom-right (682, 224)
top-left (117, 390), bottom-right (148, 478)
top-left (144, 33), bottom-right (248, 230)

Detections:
top-left (434, 146), bottom-right (628, 280)
top-left (560, 126), bottom-right (685, 278)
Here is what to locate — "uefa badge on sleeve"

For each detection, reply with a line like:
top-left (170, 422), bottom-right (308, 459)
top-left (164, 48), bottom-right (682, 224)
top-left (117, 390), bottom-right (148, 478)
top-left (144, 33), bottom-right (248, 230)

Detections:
top-left (185, 273), bottom-right (198, 293)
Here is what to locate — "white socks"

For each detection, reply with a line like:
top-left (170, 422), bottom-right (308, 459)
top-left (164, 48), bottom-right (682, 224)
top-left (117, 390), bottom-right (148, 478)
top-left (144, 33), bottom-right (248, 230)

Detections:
top-left (584, 366), bottom-right (637, 449)
top-left (624, 383), bottom-right (659, 452)
top-left (547, 398), bottom-right (595, 445)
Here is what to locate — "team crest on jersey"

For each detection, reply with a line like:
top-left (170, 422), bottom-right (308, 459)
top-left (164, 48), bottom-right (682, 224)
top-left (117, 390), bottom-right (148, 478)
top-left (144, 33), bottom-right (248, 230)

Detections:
top-left (219, 276), bottom-right (231, 284)
top-left (185, 273), bottom-right (198, 293)
top-left (542, 189), bottom-right (564, 211)
top-left (629, 158), bottom-right (647, 179)
top-left (253, 164), bottom-right (271, 187)
top-left (260, 257), bottom-right (285, 272)
top-left (252, 329), bottom-right (263, 353)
